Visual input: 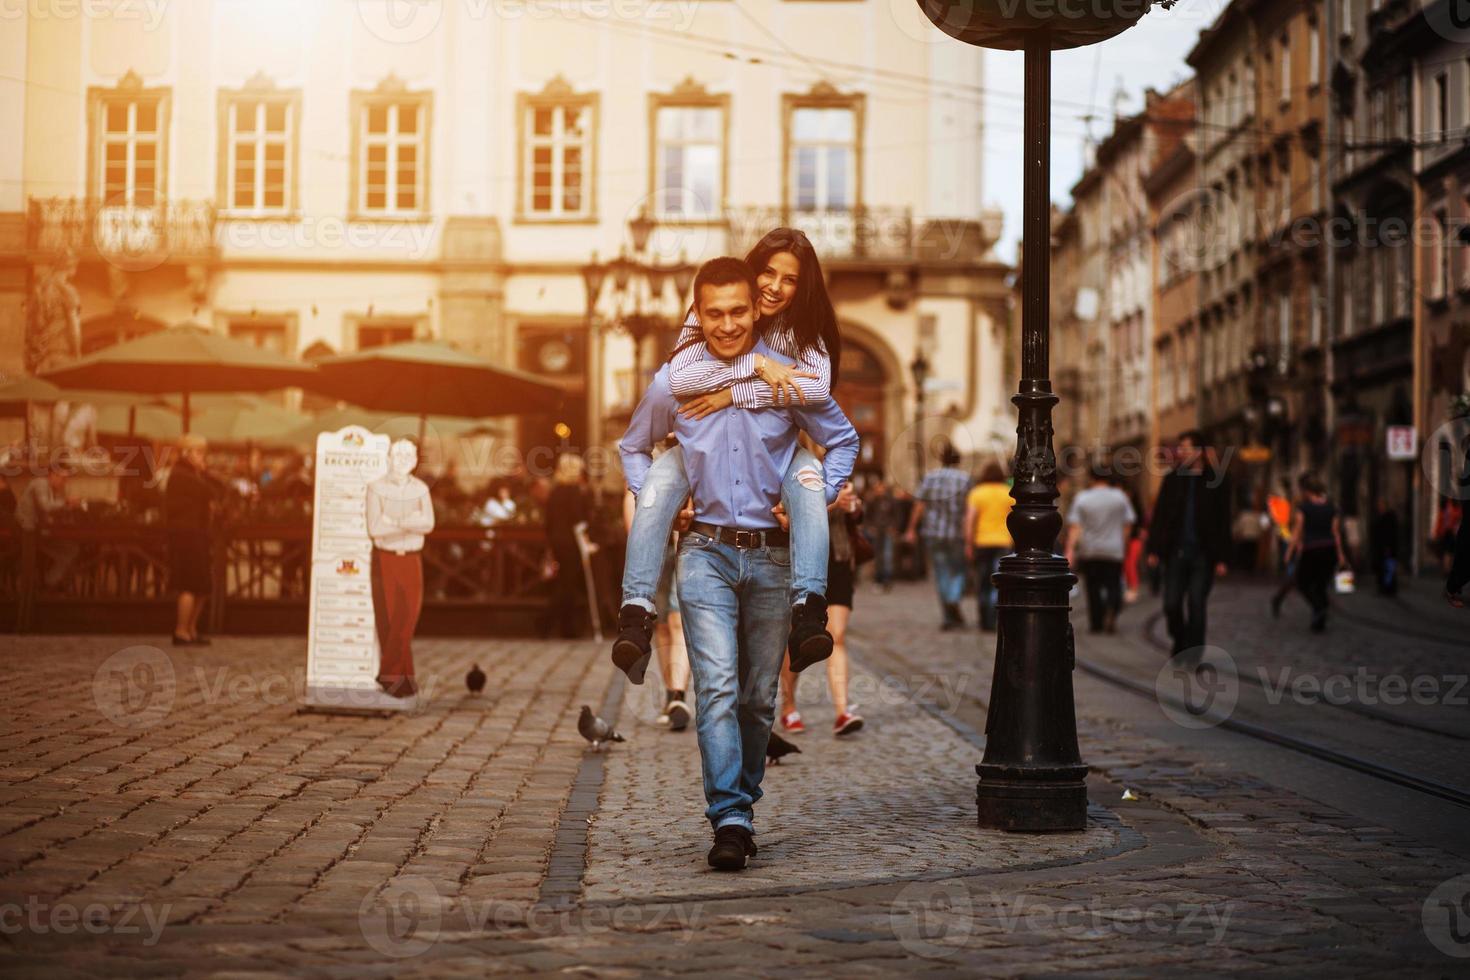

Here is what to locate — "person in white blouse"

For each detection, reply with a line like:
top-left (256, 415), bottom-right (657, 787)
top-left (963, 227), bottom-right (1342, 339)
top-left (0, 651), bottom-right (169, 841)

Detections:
top-left (365, 439), bottom-right (435, 698)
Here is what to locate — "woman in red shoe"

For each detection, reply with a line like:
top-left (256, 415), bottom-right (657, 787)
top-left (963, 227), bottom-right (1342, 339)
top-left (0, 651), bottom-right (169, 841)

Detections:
top-left (779, 458), bottom-right (865, 738)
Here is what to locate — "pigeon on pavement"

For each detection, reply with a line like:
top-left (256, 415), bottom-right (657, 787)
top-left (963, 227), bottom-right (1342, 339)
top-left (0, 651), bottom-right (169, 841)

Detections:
top-left (465, 664), bottom-right (486, 694)
top-left (578, 705), bottom-right (625, 750)
top-left (766, 731), bottom-right (801, 765)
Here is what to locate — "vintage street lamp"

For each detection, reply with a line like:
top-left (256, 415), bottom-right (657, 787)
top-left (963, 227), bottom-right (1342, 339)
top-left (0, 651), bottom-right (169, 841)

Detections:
top-left (582, 216), bottom-right (694, 435)
top-left (914, 0), bottom-right (1167, 831)
top-left (910, 348), bottom-right (931, 480)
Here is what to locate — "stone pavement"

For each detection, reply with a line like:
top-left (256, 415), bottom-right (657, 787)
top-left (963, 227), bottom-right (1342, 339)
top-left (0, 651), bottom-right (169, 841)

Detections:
top-left (0, 578), bottom-right (1467, 975)
top-left (585, 660), bottom-right (1120, 903)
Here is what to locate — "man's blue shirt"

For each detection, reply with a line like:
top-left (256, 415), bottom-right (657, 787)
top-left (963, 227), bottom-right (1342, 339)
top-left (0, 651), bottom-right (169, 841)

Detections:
top-left (619, 342), bottom-right (860, 530)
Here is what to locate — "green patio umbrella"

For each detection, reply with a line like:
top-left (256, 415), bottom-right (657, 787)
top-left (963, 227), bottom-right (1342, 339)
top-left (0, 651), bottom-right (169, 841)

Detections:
top-left (306, 340), bottom-right (567, 439)
top-left (0, 377), bottom-right (170, 442)
top-left (39, 323), bottom-right (316, 433)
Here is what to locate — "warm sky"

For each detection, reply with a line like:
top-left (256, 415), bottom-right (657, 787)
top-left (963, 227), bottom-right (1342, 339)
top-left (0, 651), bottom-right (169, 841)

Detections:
top-left (983, 1), bottom-right (1220, 260)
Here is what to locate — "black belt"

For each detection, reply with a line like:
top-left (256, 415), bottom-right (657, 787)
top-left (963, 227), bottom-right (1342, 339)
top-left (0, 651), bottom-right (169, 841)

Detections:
top-left (687, 521), bottom-right (790, 549)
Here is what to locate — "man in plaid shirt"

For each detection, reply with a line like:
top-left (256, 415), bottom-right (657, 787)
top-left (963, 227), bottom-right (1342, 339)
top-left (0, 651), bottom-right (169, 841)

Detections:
top-left (904, 442), bottom-right (974, 630)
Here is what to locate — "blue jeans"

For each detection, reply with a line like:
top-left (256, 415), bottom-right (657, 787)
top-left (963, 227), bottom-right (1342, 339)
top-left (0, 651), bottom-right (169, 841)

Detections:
top-left (623, 445), bottom-right (828, 611)
top-left (871, 530), bottom-right (895, 585)
top-left (925, 537), bottom-right (967, 616)
top-left (676, 533), bottom-right (792, 833)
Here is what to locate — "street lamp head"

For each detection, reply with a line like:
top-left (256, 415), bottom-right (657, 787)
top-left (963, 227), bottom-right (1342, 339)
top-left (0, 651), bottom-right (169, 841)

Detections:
top-left (580, 255), bottom-right (608, 306)
top-left (628, 210), bottom-right (657, 253)
top-left (672, 254), bottom-right (697, 302)
top-left (914, 0), bottom-right (1166, 50)
top-left (910, 350), bottom-right (930, 389)
top-left (611, 249), bottom-right (635, 292)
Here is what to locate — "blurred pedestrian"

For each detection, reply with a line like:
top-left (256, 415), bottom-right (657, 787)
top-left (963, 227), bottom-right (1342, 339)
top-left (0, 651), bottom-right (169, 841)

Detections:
top-left (1433, 496), bottom-right (1461, 574)
top-left (1369, 498), bottom-right (1400, 596)
top-left (1446, 497), bottom-right (1470, 608)
top-left (1146, 430), bottom-right (1232, 658)
top-left (781, 478), bottom-right (864, 736)
top-left (16, 460), bottom-right (79, 590)
top-left (476, 480), bottom-right (518, 527)
top-left (1121, 482), bottom-right (1147, 603)
top-left (1278, 473), bottom-right (1347, 632)
top-left (1269, 480), bottom-right (1302, 615)
top-left (862, 477), bottom-right (901, 590)
top-left (1065, 461), bottom-right (1135, 634)
top-left (904, 442), bottom-right (971, 630)
top-left (544, 453), bottom-right (592, 638)
top-left (166, 435), bottom-right (220, 646)
top-left (892, 487), bottom-right (918, 579)
top-left (964, 461), bottom-right (1012, 631)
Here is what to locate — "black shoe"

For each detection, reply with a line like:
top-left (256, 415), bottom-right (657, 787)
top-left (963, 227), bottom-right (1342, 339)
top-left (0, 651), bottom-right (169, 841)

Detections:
top-left (1270, 593), bottom-right (1284, 618)
top-left (665, 698), bottom-right (691, 732)
top-left (788, 596), bottom-right (833, 673)
top-left (943, 603), bottom-right (966, 629)
top-left (172, 634), bottom-right (191, 647)
top-left (611, 604), bottom-right (655, 685)
top-left (707, 825), bottom-right (756, 871)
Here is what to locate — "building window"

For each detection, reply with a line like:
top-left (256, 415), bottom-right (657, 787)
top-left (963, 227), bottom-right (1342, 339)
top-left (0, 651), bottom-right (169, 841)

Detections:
top-left (227, 316), bottom-right (292, 355)
top-left (650, 87), bottom-right (727, 221)
top-left (220, 80), bottom-right (298, 214)
top-left (1370, 86), bottom-right (1386, 142)
top-left (1462, 196), bottom-right (1470, 290)
top-left (519, 78), bottom-right (596, 221)
top-left (91, 75), bottom-right (169, 206)
top-left (785, 91), bottom-right (862, 213)
top-left (1435, 72), bottom-right (1450, 136)
top-left (1465, 58), bottom-right (1470, 128)
top-left (1309, 20), bottom-right (1321, 88)
top-left (1310, 280), bottom-right (1323, 346)
top-left (1280, 34), bottom-right (1291, 106)
top-left (351, 81), bottom-right (430, 216)
top-left (1277, 290), bottom-right (1292, 362)
top-left (357, 319), bottom-right (417, 349)
top-left (1396, 75), bottom-right (1412, 141)
top-left (1432, 208), bottom-right (1450, 301)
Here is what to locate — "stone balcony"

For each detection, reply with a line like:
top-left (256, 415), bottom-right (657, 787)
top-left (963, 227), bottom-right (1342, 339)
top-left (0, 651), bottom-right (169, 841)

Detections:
top-left (725, 206), bottom-right (1000, 267)
top-left (27, 197), bottom-right (218, 270)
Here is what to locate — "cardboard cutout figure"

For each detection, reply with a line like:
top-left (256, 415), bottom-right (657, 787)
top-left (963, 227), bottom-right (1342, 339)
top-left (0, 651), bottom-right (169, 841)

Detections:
top-left (364, 439), bottom-right (435, 698)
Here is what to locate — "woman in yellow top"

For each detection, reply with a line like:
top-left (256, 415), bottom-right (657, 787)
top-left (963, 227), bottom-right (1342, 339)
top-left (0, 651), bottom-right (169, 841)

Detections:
top-left (964, 462), bottom-right (1014, 632)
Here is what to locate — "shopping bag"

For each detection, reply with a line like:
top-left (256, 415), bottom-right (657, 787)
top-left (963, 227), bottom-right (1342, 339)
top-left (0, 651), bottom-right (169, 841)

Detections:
top-left (1333, 568), bottom-right (1356, 594)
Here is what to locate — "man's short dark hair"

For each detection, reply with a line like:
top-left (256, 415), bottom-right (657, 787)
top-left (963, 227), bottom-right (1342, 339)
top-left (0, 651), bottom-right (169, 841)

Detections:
top-left (692, 256), bottom-right (757, 312)
top-left (1177, 429), bottom-right (1206, 448)
top-left (938, 442), bottom-right (961, 467)
top-left (1089, 458), bottom-right (1112, 482)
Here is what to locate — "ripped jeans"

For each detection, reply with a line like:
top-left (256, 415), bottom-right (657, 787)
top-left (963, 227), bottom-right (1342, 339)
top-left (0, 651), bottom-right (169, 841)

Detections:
top-left (622, 445), bottom-right (829, 611)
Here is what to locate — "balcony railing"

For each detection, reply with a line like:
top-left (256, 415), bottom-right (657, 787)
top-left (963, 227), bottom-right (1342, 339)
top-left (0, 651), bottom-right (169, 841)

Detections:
top-left (27, 197), bottom-right (217, 268)
top-left (725, 207), bottom-right (995, 265)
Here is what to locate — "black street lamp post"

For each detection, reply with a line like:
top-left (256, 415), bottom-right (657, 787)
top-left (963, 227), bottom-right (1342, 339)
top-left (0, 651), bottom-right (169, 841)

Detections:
top-left (910, 348), bottom-right (930, 480)
top-left (914, 0), bottom-right (1166, 832)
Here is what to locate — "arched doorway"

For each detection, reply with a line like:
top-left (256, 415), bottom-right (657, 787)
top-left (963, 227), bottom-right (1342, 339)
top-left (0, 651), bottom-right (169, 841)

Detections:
top-left (833, 335), bottom-right (889, 480)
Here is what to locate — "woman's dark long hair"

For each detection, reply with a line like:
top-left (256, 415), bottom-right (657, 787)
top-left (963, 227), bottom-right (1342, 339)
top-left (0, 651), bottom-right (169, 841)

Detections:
top-left (744, 228), bottom-right (843, 384)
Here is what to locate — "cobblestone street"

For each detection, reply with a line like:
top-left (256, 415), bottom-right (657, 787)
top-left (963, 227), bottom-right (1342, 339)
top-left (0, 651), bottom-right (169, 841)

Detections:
top-left (1, 577), bottom-right (1467, 975)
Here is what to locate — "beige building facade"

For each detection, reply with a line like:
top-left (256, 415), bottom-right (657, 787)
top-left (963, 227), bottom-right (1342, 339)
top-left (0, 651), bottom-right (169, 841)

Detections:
top-left (3, 0), bottom-right (1011, 488)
